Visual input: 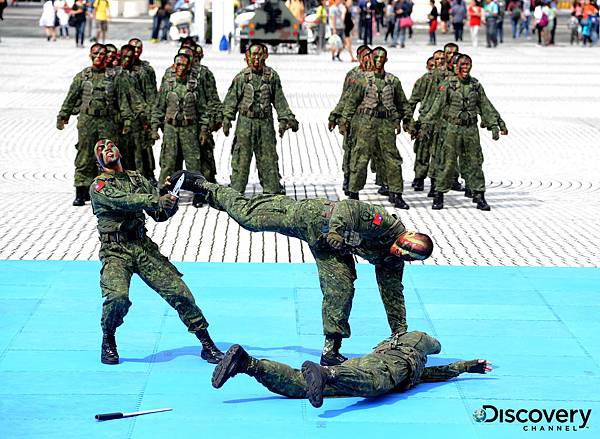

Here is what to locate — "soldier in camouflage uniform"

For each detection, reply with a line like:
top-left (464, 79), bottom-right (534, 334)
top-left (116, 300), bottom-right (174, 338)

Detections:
top-left (89, 139), bottom-right (223, 365)
top-left (408, 51), bottom-right (441, 193)
top-left (151, 54), bottom-right (210, 207)
top-left (340, 47), bottom-right (415, 209)
top-left (422, 55), bottom-right (508, 211)
top-left (212, 331), bottom-right (492, 408)
top-left (222, 43), bottom-right (299, 195)
top-left (128, 38), bottom-right (158, 184)
top-left (170, 170), bottom-right (434, 366)
top-left (57, 44), bottom-right (135, 207)
top-left (328, 45), bottom-right (371, 195)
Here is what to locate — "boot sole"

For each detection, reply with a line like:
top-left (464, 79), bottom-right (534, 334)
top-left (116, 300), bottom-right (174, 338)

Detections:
top-left (211, 344), bottom-right (244, 388)
top-left (319, 354), bottom-right (345, 366)
top-left (301, 361), bottom-right (325, 408)
top-left (201, 348), bottom-right (223, 364)
top-left (101, 356), bottom-right (119, 365)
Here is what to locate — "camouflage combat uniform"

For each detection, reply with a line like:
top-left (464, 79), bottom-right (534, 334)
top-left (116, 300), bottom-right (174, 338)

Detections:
top-left (151, 74), bottom-right (210, 190)
top-left (204, 183), bottom-right (408, 339)
top-left (422, 75), bottom-right (502, 194)
top-left (90, 170), bottom-right (209, 333)
top-left (58, 66), bottom-right (134, 187)
top-left (341, 71), bottom-right (413, 195)
top-left (240, 331), bottom-right (470, 398)
top-left (223, 66), bottom-right (296, 194)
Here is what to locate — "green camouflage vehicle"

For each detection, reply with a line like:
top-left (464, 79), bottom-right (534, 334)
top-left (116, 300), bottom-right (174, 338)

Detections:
top-left (237, 0), bottom-right (309, 54)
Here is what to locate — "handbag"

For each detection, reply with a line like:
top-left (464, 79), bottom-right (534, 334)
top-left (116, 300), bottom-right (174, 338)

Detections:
top-left (399, 16), bottom-right (414, 28)
top-left (538, 12), bottom-right (548, 27)
top-left (68, 14), bottom-right (77, 26)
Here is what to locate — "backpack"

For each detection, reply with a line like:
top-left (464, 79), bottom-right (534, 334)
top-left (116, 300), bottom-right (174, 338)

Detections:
top-left (539, 12), bottom-right (548, 27)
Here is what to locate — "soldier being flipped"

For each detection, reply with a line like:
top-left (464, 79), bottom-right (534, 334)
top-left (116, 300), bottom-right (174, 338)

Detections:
top-left (169, 170), bottom-right (435, 367)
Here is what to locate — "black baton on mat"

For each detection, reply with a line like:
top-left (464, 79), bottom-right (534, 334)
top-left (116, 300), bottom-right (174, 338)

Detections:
top-left (95, 408), bottom-right (172, 421)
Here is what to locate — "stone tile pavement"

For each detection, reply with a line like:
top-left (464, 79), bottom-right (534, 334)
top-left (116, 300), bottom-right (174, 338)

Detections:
top-left (1, 36), bottom-right (599, 266)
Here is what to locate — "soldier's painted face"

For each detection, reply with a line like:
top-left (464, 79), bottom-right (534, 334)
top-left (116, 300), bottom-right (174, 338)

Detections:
top-left (390, 231), bottom-right (433, 261)
top-left (426, 59), bottom-right (434, 71)
top-left (444, 45), bottom-right (457, 64)
top-left (359, 50), bottom-right (371, 70)
top-left (128, 39), bottom-right (143, 59)
top-left (246, 45), bottom-right (266, 71)
top-left (105, 47), bottom-right (117, 67)
top-left (195, 45), bottom-right (204, 61)
top-left (174, 55), bottom-right (191, 79)
top-left (95, 139), bottom-right (121, 168)
top-left (90, 45), bottom-right (107, 69)
top-left (120, 48), bottom-right (135, 70)
top-left (457, 57), bottom-right (472, 80)
top-left (371, 50), bottom-right (387, 72)
top-left (433, 51), bottom-right (445, 69)
top-left (177, 47), bottom-right (195, 63)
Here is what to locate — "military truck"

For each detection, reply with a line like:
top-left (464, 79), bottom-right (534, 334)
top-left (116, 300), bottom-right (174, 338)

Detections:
top-left (237, 0), bottom-right (309, 54)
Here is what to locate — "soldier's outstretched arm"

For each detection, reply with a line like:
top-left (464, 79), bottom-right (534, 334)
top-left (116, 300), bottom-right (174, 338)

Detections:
top-left (222, 74), bottom-right (243, 121)
top-left (419, 359), bottom-right (493, 382)
top-left (150, 86), bottom-right (167, 135)
top-left (419, 84), bottom-right (446, 125)
top-left (375, 262), bottom-right (408, 335)
top-left (478, 85), bottom-right (507, 134)
top-left (340, 83), bottom-right (364, 126)
top-left (408, 74), bottom-right (427, 115)
top-left (272, 71), bottom-right (295, 122)
top-left (394, 79), bottom-right (415, 129)
top-left (329, 70), bottom-right (355, 125)
top-left (92, 183), bottom-right (168, 213)
top-left (58, 73), bottom-right (84, 121)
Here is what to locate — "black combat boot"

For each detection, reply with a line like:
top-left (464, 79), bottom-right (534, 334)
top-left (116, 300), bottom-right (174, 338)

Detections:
top-left (196, 329), bottom-right (224, 364)
top-left (377, 185), bottom-right (390, 196)
top-left (101, 332), bottom-right (119, 365)
top-left (320, 335), bottom-right (347, 366)
top-left (473, 191), bottom-right (491, 211)
top-left (170, 170), bottom-right (209, 196)
top-left (347, 192), bottom-right (359, 200)
top-left (72, 186), bottom-right (87, 206)
top-left (302, 361), bottom-right (334, 408)
top-left (212, 344), bottom-right (250, 388)
top-left (192, 193), bottom-right (205, 208)
top-left (464, 188), bottom-right (473, 199)
top-left (391, 193), bottom-right (409, 210)
top-left (432, 192), bottom-right (444, 210)
top-left (342, 177), bottom-right (349, 196)
top-left (413, 178), bottom-right (425, 191)
top-left (451, 179), bottom-right (465, 191)
top-left (427, 178), bottom-right (436, 197)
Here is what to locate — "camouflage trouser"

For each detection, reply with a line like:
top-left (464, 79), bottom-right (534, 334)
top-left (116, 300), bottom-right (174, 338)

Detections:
top-left (205, 183), bottom-right (358, 339)
top-left (249, 351), bottom-right (411, 398)
top-left (413, 123), bottom-right (434, 179)
top-left (349, 116), bottom-right (403, 194)
top-left (230, 115), bottom-right (282, 195)
top-left (434, 124), bottom-right (485, 193)
top-left (75, 113), bottom-right (118, 187)
top-left (200, 133), bottom-right (217, 183)
top-left (142, 131), bottom-right (157, 179)
top-left (158, 123), bottom-right (201, 190)
top-left (127, 120), bottom-right (155, 180)
top-left (99, 237), bottom-right (209, 333)
top-left (342, 118), bottom-right (357, 184)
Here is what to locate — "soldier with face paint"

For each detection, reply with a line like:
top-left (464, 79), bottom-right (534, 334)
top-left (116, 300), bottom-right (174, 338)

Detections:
top-left (328, 45), bottom-right (372, 195)
top-left (340, 47), bottom-right (414, 209)
top-left (151, 54), bottom-right (210, 208)
top-left (169, 170), bottom-right (434, 366)
top-left (57, 43), bottom-right (136, 206)
top-left (222, 43), bottom-right (299, 195)
top-left (423, 54), bottom-right (507, 211)
top-left (213, 331), bottom-right (492, 408)
top-left (89, 139), bottom-right (223, 366)
top-left (128, 38), bottom-right (158, 184)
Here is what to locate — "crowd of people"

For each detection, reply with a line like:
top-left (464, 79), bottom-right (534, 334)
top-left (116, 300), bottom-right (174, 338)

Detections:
top-left (38, 0), bottom-right (111, 45)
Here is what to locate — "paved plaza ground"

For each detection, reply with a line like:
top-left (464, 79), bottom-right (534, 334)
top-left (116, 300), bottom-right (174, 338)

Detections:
top-left (0, 8), bottom-right (599, 439)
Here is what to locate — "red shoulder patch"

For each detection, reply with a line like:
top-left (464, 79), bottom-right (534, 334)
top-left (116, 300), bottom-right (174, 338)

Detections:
top-left (373, 213), bottom-right (383, 226)
top-left (95, 180), bottom-right (105, 192)
top-left (439, 85), bottom-right (445, 91)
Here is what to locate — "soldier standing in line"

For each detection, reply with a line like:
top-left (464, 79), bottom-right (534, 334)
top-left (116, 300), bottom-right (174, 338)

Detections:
top-left (222, 43), bottom-right (299, 195)
top-left (128, 38), bottom-right (158, 185)
top-left (340, 47), bottom-right (415, 209)
top-left (328, 45), bottom-right (371, 195)
top-left (422, 55), bottom-right (507, 211)
top-left (57, 43), bottom-right (134, 206)
top-left (151, 54), bottom-right (210, 208)
top-left (212, 331), bottom-right (492, 408)
top-left (89, 139), bottom-right (223, 365)
top-left (169, 170), bottom-right (434, 366)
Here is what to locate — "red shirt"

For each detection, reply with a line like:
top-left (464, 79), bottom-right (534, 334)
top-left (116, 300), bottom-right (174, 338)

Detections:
top-left (469, 5), bottom-right (482, 26)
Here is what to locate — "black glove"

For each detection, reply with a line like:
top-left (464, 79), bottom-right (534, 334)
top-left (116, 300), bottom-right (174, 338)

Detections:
top-left (170, 170), bottom-right (207, 193)
top-left (491, 127), bottom-right (500, 141)
top-left (328, 120), bottom-right (337, 131)
top-left (288, 118), bottom-right (299, 132)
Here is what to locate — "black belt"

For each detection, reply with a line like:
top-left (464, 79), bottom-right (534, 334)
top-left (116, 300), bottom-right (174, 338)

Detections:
top-left (165, 118), bottom-right (195, 127)
top-left (356, 108), bottom-right (394, 119)
top-left (99, 229), bottom-right (146, 243)
top-left (448, 115), bottom-right (478, 126)
top-left (239, 109), bottom-right (270, 119)
top-left (82, 108), bottom-right (111, 117)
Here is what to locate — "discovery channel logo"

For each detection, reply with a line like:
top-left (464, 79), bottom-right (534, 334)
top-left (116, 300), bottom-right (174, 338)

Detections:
top-left (473, 405), bottom-right (592, 432)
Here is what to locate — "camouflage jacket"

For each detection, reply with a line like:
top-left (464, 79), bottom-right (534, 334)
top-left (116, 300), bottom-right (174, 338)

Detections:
top-left (58, 66), bottom-right (135, 122)
top-left (131, 59), bottom-right (158, 111)
top-left (151, 75), bottom-right (210, 131)
top-left (408, 70), bottom-right (438, 116)
top-left (328, 66), bottom-right (365, 124)
top-left (222, 66), bottom-right (295, 122)
top-left (341, 71), bottom-right (413, 128)
top-left (90, 170), bottom-right (173, 234)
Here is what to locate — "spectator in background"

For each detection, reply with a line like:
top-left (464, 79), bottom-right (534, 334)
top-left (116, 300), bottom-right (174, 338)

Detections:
top-left (55, 0), bottom-right (70, 38)
top-left (71, 0), bottom-right (87, 47)
top-left (520, 0), bottom-right (532, 37)
top-left (93, 0), bottom-right (109, 43)
top-left (286, 0), bottom-right (305, 21)
top-left (451, 0), bottom-right (467, 40)
top-left (507, 0), bottom-right (522, 38)
top-left (150, 0), bottom-right (172, 42)
top-left (343, 0), bottom-right (357, 60)
top-left (428, 0), bottom-right (438, 44)
top-left (405, 0), bottom-right (414, 37)
top-left (360, 0), bottom-right (375, 45)
top-left (384, 0), bottom-right (395, 41)
top-left (581, 0), bottom-right (598, 46)
top-left (0, 0), bottom-right (6, 21)
top-left (392, 0), bottom-right (412, 47)
top-left (39, 0), bottom-right (57, 42)
top-left (533, 0), bottom-right (548, 45)
top-left (329, 0), bottom-right (345, 60)
top-left (316, 0), bottom-right (328, 51)
top-left (86, 0), bottom-right (96, 42)
top-left (547, 0), bottom-right (557, 44)
top-left (468, 0), bottom-right (483, 45)
top-left (496, 0), bottom-right (506, 42)
top-left (375, 0), bottom-right (385, 32)
top-left (440, 0), bottom-right (451, 32)
top-left (484, 0), bottom-right (499, 47)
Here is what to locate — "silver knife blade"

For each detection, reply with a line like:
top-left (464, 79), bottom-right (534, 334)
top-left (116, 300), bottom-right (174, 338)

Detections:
top-left (170, 174), bottom-right (185, 197)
